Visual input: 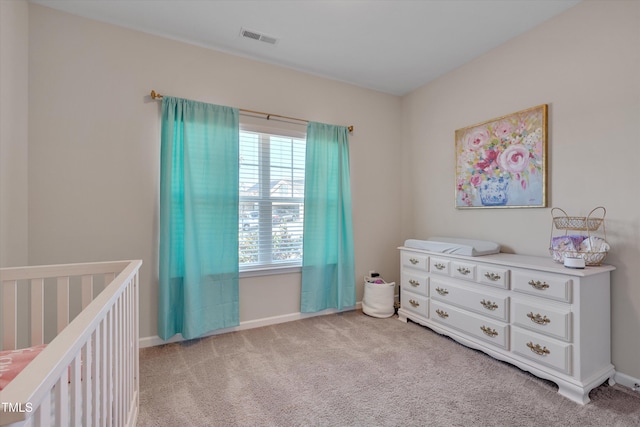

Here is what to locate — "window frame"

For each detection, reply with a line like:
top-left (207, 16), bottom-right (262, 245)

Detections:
top-left (239, 122), bottom-right (306, 275)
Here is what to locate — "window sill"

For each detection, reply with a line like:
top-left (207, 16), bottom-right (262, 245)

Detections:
top-left (240, 265), bottom-right (302, 278)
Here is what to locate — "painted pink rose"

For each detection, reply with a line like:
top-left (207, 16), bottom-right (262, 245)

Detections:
top-left (464, 128), bottom-right (490, 150)
top-left (476, 149), bottom-right (498, 172)
top-left (470, 174), bottom-right (483, 187)
top-left (497, 144), bottom-right (529, 173)
top-left (494, 121), bottom-right (513, 139)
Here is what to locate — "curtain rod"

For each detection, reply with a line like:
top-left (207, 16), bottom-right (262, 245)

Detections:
top-left (150, 90), bottom-right (353, 133)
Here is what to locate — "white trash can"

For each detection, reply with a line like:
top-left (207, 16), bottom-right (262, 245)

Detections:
top-left (362, 278), bottom-right (395, 318)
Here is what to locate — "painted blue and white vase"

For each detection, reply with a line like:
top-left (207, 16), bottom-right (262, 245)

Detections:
top-left (479, 176), bottom-right (510, 206)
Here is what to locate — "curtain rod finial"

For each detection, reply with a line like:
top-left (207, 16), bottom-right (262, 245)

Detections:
top-left (348, 125), bottom-right (354, 133)
top-left (150, 90), bottom-right (162, 100)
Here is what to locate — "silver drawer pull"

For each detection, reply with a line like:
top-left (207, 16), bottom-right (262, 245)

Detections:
top-left (484, 272), bottom-right (501, 281)
top-left (480, 299), bottom-right (498, 311)
top-left (409, 299), bottom-right (420, 307)
top-left (435, 287), bottom-right (449, 296)
top-left (457, 267), bottom-right (471, 275)
top-left (435, 309), bottom-right (449, 319)
top-left (480, 326), bottom-right (498, 337)
top-left (527, 312), bottom-right (551, 325)
top-left (409, 258), bottom-right (419, 265)
top-left (528, 280), bottom-right (549, 290)
top-left (527, 342), bottom-right (550, 356)
top-left (434, 263), bottom-right (446, 270)
top-left (408, 279), bottom-right (420, 287)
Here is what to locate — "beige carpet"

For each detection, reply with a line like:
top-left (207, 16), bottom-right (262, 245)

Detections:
top-left (138, 310), bottom-right (640, 426)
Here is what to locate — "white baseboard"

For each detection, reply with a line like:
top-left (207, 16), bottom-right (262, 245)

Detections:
top-left (139, 302), bottom-right (362, 348)
top-left (614, 371), bottom-right (640, 392)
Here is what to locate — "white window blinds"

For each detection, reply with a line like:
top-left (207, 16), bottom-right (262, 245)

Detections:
top-left (239, 128), bottom-right (306, 270)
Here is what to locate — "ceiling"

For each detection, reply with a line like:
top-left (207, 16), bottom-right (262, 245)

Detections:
top-left (29, 0), bottom-right (582, 96)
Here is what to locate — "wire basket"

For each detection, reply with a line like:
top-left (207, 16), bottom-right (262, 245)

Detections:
top-left (549, 207), bottom-right (608, 266)
top-left (549, 247), bottom-right (608, 266)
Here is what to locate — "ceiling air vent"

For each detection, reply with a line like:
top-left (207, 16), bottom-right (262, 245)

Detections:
top-left (240, 28), bottom-right (278, 45)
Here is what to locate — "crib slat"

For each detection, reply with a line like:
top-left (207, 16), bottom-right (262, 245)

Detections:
top-left (81, 274), bottom-right (93, 309)
top-left (121, 294), bottom-right (127, 426)
top-left (71, 355), bottom-right (82, 426)
top-left (2, 280), bottom-right (17, 350)
top-left (117, 295), bottom-right (124, 427)
top-left (105, 310), bottom-right (113, 427)
top-left (113, 297), bottom-right (120, 426)
top-left (101, 316), bottom-right (109, 427)
top-left (31, 278), bottom-right (45, 346)
top-left (104, 307), bottom-right (116, 426)
top-left (56, 370), bottom-right (69, 425)
top-left (57, 276), bottom-right (70, 334)
top-left (34, 392), bottom-right (50, 427)
top-left (114, 301), bottom-right (121, 427)
top-left (82, 340), bottom-right (92, 426)
top-left (124, 284), bottom-right (131, 418)
top-left (134, 272), bottom-right (140, 414)
top-left (92, 327), bottom-right (102, 427)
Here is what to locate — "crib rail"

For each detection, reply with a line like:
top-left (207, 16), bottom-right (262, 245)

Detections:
top-left (0, 260), bottom-right (142, 426)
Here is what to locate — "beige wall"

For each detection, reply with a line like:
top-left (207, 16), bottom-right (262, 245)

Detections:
top-left (0, 0), bottom-right (29, 267)
top-left (26, 5), bottom-right (402, 341)
top-left (401, 0), bottom-right (640, 378)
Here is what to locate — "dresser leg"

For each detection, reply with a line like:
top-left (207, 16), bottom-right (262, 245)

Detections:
top-left (557, 382), bottom-right (590, 405)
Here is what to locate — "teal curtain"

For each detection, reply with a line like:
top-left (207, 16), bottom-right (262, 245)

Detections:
top-left (158, 96), bottom-right (240, 340)
top-left (301, 122), bottom-right (355, 312)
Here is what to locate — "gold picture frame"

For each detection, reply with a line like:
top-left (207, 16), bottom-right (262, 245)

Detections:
top-left (455, 104), bottom-right (547, 209)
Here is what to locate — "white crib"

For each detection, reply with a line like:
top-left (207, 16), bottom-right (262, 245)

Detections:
top-left (0, 260), bottom-right (142, 427)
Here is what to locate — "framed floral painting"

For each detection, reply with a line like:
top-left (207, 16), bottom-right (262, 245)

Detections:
top-left (455, 104), bottom-right (547, 209)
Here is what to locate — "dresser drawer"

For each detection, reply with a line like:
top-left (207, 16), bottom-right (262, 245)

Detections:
top-left (477, 264), bottom-right (510, 289)
top-left (401, 252), bottom-right (429, 271)
top-left (451, 261), bottom-right (476, 281)
top-left (429, 257), bottom-right (451, 276)
top-left (512, 269), bottom-right (572, 302)
top-left (401, 271), bottom-right (429, 297)
top-left (512, 329), bottom-right (572, 375)
top-left (401, 289), bottom-right (428, 318)
top-left (513, 299), bottom-right (572, 342)
top-left (430, 278), bottom-right (509, 322)
top-left (430, 301), bottom-right (509, 350)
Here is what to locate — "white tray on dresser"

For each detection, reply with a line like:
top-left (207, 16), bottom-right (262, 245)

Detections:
top-left (398, 246), bottom-right (616, 404)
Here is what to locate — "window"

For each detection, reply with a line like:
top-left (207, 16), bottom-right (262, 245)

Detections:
top-left (239, 126), bottom-right (306, 271)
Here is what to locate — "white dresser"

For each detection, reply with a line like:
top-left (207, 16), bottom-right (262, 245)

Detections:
top-left (398, 246), bottom-right (616, 404)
